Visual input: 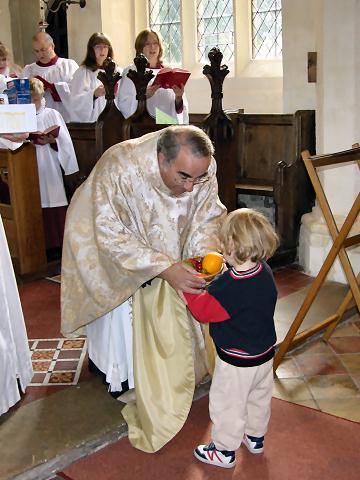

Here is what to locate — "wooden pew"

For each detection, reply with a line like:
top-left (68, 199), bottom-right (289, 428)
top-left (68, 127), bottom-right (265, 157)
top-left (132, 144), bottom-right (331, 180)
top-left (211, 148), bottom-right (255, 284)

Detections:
top-left (0, 143), bottom-right (46, 274)
top-left (235, 110), bottom-right (315, 265)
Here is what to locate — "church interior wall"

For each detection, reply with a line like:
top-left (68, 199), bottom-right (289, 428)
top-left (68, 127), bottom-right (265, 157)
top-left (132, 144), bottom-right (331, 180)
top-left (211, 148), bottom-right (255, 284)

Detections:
top-left (282, 0), bottom-right (317, 113)
top-left (0, 0), bottom-right (12, 53)
top-left (67, 0), bottom-right (103, 63)
top-left (298, 0), bottom-right (360, 283)
top-left (1, 0), bottom-right (358, 283)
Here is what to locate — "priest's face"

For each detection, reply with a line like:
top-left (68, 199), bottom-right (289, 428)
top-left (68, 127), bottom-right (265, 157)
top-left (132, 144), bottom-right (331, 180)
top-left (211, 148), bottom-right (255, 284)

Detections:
top-left (33, 38), bottom-right (55, 64)
top-left (158, 145), bottom-right (211, 196)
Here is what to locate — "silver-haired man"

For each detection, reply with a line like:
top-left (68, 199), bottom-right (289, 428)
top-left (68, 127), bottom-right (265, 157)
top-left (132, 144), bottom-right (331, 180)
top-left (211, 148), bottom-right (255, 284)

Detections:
top-left (22, 32), bottom-right (78, 122)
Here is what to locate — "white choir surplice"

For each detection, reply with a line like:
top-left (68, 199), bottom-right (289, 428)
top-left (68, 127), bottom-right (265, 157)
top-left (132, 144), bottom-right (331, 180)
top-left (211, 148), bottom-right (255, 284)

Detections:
top-left (0, 213), bottom-right (33, 416)
top-left (34, 100), bottom-right (79, 207)
top-left (117, 65), bottom-right (189, 124)
top-left (22, 57), bottom-right (78, 122)
top-left (69, 65), bottom-right (122, 122)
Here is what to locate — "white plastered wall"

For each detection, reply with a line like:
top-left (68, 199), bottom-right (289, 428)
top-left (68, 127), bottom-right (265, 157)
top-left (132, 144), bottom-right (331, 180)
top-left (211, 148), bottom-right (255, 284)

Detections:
top-left (283, 0), bottom-right (360, 283)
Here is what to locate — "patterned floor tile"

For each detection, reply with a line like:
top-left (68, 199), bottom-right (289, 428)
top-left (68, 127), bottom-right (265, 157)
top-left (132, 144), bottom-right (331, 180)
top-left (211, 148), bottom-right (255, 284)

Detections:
top-left (29, 338), bottom-right (87, 386)
top-left (293, 353), bottom-right (348, 376)
top-left (328, 336), bottom-right (360, 354)
top-left (306, 374), bottom-right (359, 400)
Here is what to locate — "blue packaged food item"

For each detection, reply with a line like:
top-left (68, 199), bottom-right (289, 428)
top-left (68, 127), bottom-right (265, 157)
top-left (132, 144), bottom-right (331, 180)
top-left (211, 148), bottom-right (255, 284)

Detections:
top-left (5, 79), bottom-right (31, 104)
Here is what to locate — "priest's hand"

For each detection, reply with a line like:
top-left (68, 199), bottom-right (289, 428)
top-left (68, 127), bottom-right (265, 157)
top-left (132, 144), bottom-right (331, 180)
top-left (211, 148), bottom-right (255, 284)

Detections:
top-left (158, 262), bottom-right (206, 301)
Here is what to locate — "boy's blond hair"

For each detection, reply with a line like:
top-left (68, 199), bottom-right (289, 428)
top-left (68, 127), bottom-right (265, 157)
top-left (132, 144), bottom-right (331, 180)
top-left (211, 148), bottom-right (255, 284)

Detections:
top-left (29, 77), bottom-right (44, 98)
top-left (220, 208), bottom-right (279, 263)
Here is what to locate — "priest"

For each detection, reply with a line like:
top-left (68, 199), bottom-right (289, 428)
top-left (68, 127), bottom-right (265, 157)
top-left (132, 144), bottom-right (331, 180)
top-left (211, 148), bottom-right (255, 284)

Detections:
top-left (61, 125), bottom-right (226, 452)
top-left (22, 32), bottom-right (78, 122)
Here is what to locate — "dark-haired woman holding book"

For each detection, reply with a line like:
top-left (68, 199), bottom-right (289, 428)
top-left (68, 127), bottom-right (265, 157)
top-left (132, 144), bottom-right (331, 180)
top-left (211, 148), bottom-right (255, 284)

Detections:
top-left (70, 32), bottom-right (122, 122)
top-left (117, 29), bottom-right (189, 124)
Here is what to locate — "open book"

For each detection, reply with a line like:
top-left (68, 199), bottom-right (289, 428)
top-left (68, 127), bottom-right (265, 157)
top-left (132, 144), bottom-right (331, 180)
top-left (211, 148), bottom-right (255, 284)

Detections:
top-left (28, 125), bottom-right (60, 144)
top-left (152, 68), bottom-right (191, 89)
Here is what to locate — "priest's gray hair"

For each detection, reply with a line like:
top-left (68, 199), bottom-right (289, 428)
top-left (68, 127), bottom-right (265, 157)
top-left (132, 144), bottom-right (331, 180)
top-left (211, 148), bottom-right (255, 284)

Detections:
top-left (157, 125), bottom-right (214, 164)
top-left (32, 32), bottom-right (55, 48)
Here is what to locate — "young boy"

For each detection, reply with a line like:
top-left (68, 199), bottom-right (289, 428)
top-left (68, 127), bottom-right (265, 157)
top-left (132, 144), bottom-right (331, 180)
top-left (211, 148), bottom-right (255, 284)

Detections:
top-left (184, 208), bottom-right (279, 469)
top-left (29, 77), bottom-right (79, 251)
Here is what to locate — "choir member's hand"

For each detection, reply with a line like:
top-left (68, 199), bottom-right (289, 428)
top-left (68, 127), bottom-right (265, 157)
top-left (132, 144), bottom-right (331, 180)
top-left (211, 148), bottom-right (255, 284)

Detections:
top-left (94, 85), bottom-right (105, 98)
top-left (0, 133), bottom-right (29, 142)
top-left (158, 262), bottom-right (206, 301)
top-left (172, 83), bottom-right (184, 100)
top-left (172, 84), bottom-right (184, 110)
top-left (37, 134), bottom-right (56, 145)
top-left (146, 84), bottom-right (160, 98)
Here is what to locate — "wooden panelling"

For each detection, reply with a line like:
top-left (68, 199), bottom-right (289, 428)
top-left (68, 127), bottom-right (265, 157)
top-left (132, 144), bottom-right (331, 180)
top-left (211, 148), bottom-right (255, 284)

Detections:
top-left (0, 143), bottom-right (46, 274)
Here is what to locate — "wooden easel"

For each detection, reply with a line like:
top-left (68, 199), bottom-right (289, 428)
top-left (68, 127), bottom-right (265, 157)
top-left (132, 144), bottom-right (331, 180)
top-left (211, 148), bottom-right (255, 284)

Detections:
top-left (273, 145), bottom-right (360, 371)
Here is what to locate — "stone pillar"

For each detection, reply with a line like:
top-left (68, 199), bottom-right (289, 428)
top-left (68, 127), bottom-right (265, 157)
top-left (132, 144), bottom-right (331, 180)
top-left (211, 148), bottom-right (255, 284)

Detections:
top-left (67, 0), bottom-right (139, 66)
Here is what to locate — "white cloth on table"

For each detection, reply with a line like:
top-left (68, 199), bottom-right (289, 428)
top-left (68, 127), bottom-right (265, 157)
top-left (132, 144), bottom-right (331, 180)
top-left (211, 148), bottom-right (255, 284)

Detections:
top-left (117, 64), bottom-right (189, 124)
top-left (0, 137), bottom-right (23, 150)
top-left (69, 66), bottom-right (122, 122)
top-left (0, 214), bottom-right (33, 416)
top-left (34, 102), bottom-right (79, 208)
top-left (22, 57), bottom-right (79, 122)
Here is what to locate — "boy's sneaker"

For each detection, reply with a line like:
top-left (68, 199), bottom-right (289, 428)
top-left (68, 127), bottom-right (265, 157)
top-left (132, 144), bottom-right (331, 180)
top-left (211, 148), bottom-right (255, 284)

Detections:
top-left (194, 442), bottom-right (236, 468)
top-left (243, 434), bottom-right (264, 454)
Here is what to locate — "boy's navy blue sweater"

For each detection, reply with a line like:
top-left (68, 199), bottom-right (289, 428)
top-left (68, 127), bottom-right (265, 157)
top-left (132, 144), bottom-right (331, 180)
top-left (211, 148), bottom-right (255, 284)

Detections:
top-left (184, 262), bottom-right (277, 367)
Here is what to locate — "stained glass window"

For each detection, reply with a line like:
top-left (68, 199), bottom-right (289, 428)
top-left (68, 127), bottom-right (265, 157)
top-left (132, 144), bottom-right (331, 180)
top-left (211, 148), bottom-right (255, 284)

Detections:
top-left (149, 0), bottom-right (182, 64)
top-left (252, 0), bottom-right (282, 59)
top-left (197, 0), bottom-right (234, 63)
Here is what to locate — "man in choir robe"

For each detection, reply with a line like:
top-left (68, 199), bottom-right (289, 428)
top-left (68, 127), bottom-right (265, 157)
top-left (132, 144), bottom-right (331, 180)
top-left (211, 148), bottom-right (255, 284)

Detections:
top-left (22, 32), bottom-right (78, 122)
top-left (61, 125), bottom-right (226, 452)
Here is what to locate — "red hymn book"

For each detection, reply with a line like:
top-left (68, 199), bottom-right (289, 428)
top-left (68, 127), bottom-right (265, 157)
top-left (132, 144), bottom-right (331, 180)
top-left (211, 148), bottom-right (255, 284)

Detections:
top-left (152, 68), bottom-right (191, 89)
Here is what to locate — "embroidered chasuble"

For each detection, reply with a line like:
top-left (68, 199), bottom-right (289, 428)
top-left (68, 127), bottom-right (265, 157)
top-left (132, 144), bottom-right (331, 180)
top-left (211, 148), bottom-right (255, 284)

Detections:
top-left (61, 129), bottom-right (226, 451)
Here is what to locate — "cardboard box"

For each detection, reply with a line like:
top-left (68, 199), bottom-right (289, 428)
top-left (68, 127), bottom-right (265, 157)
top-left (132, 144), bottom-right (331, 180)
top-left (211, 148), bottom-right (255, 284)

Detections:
top-left (0, 103), bottom-right (37, 133)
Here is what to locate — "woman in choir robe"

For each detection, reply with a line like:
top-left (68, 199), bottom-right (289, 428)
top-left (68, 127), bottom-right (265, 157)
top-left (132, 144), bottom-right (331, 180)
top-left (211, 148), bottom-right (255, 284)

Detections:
top-left (0, 135), bottom-right (33, 416)
top-left (117, 29), bottom-right (189, 123)
top-left (0, 42), bottom-right (22, 79)
top-left (29, 78), bottom-right (79, 251)
top-left (70, 32), bottom-right (121, 122)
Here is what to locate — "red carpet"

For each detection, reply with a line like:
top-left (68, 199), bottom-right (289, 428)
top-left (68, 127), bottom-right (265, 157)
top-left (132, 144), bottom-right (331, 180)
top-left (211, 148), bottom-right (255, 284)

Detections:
top-left (59, 396), bottom-right (360, 480)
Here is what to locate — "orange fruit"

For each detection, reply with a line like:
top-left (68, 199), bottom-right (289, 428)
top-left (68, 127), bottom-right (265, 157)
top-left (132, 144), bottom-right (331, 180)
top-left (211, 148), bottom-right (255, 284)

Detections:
top-left (202, 252), bottom-right (223, 274)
